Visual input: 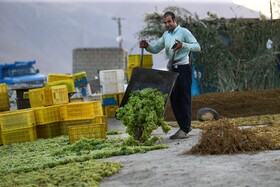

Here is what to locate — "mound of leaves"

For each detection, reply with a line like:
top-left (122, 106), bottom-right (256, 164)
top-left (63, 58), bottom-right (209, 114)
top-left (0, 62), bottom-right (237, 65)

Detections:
top-left (0, 136), bottom-right (168, 186)
top-left (116, 88), bottom-right (170, 142)
top-left (186, 119), bottom-right (278, 155)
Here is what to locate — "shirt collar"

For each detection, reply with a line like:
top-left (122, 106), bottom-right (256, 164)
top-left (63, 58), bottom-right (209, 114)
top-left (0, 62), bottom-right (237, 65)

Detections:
top-left (168, 25), bottom-right (180, 33)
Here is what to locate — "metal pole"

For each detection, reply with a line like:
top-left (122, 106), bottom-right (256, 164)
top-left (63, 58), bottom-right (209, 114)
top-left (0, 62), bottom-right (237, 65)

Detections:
top-left (117, 18), bottom-right (122, 48)
top-left (112, 17), bottom-right (125, 48)
top-left (270, 0), bottom-right (273, 20)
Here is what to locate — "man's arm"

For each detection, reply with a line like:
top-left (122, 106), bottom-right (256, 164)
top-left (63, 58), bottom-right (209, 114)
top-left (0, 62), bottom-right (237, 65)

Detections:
top-left (140, 37), bottom-right (165, 54)
top-left (182, 30), bottom-right (201, 52)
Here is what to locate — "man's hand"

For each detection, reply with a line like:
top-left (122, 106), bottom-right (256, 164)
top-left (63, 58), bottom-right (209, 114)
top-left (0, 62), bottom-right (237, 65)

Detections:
top-left (139, 40), bottom-right (148, 48)
top-left (173, 39), bottom-right (182, 51)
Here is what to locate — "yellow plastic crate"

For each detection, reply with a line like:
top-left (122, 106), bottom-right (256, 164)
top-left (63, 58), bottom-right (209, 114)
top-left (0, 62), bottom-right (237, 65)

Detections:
top-left (60, 119), bottom-right (93, 135)
top-left (0, 109), bottom-right (36, 131)
top-left (45, 85), bottom-right (69, 106)
top-left (92, 115), bottom-right (108, 131)
top-left (36, 122), bottom-right (61, 139)
top-left (23, 92), bottom-right (29, 99)
top-left (0, 84), bottom-right (10, 111)
top-left (73, 71), bottom-right (87, 80)
top-left (0, 128), bottom-right (2, 145)
top-left (60, 102), bottom-right (97, 121)
top-left (117, 92), bottom-right (125, 105)
top-left (0, 92), bottom-right (10, 111)
top-left (34, 105), bottom-right (60, 125)
top-left (48, 73), bottom-right (73, 82)
top-left (103, 105), bottom-right (118, 118)
top-left (68, 123), bottom-right (107, 144)
top-left (28, 87), bottom-right (46, 108)
top-left (92, 100), bottom-right (103, 116)
top-left (0, 83), bottom-right (8, 93)
top-left (1, 126), bottom-right (37, 145)
top-left (92, 115), bottom-right (107, 124)
top-left (45, 79), bottom-right (75, 93)
top-left (127, 54), bottom-right (153, 68)
top-left (126, 67), bottom-right (133, 81)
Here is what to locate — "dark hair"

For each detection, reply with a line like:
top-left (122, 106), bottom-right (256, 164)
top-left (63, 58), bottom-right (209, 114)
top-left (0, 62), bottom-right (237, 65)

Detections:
top-left (163, 11), bottom-right (175, 20)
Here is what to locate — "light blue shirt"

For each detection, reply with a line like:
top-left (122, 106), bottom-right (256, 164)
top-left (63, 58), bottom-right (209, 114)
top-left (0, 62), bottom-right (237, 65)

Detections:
top-left (146, 25), bottom-right (201, 65)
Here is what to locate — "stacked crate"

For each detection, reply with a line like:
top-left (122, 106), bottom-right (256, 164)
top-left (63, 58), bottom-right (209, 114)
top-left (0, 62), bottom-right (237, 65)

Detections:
top-left (59, 101), bottom-right (103, 133)
top-left (34, 105), bottom-right (61, 139)
top-left (73, 71), bottom-right (92, 98)
top-left (0, 73), bottom-right (111, 145)
top-left (0, 84), bottom-right (10, 144)
top-left (73, 71), bottom-right (88, 88)
top-left (126, 54), bottom-right (153, 81)
top-left (28, 85), bottom-right (69, 108)
top-left (0, 127), bottom-right (2, 145)
top-left (46, 74), bottom-right (75, 93)
top-left (28, 87), bottom-right (47, 107)
top-left (102, 93), bottom-right (119, 118)
top-left (117, 92), bottom-right (125, 106)
top-left (45, 85), bottom-right (69, 105)
top-left (99, 69), bottom-right (125, 117)
top-left (68, 123), bottom-right (106, 144)
top-left (99, 69), bottom-right (125, 94)
top-left (62, 100), bottom-right (107, 144)
top-left (0, 84), bottom-right (10, 112)
top-left (0, 109), bottom-right (37, 145)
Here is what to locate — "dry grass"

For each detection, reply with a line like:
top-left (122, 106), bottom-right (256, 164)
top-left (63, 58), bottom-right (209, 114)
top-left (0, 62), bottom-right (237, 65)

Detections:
top-left (192, 113), bottom-right (280, 128)
top-left (185, 119), bottom-right (279, 155)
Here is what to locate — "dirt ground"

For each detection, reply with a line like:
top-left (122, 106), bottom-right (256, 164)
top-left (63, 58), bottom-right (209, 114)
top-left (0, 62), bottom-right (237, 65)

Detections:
top-left (165, 88), bottom-right (280, 120)
top-left (101, 89), bottom-right (280, 187)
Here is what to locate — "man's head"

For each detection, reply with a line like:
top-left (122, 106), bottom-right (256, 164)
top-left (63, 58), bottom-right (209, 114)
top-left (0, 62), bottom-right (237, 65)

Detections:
top-left (163, 11), bottom-right (177, 31)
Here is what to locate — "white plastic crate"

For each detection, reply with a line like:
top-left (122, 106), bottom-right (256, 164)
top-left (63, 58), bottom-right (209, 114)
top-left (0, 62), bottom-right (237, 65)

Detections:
top-left (100, 82), bottom-right (124, 94)
top-left (99, 69), bottom-right (125, 83)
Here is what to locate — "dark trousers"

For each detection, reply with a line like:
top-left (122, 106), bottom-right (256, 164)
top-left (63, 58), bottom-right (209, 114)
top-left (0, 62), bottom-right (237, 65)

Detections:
top-left (170, 64), bottom-right (192, 133)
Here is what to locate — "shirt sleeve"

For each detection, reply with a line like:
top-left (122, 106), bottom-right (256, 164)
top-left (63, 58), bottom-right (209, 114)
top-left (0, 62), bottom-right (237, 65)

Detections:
top-left (182, 30), bottom-right (201, 52)
top-left (145, 36), bottom-right (165, 54)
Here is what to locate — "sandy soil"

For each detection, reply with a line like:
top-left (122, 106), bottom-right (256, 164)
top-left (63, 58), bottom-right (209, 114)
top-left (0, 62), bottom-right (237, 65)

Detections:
top-left (101, 118), bottom-right (280, 187)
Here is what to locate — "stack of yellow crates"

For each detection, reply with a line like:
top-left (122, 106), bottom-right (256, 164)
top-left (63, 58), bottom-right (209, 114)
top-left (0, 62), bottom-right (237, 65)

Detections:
top-left (34, 105), bottom-right (61, 139)
top-left (0, 74), bottom-right (110, 145)
top-left (102, 93), bottom-right (118, 118)
top-left (101, 92), bottom-right (125, 118)
top-left (0, 84), bottom-right (10, 145)
top-left (61, 100), bottom-right (107, 144)
top-left (27, 78), bottom-right (69, 140)
top-left (28, 85), bottom-right (69, 108)
top-left (0, 109), bottom-right (37, 145)
top-left (46, 74), bottom-right (75, 93)
top-left (0, 84), bottom-right (10, 112)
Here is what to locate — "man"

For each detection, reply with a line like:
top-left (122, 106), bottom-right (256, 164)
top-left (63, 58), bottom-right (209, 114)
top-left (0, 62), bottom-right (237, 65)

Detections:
top-left (140, 11), bottom-right (201, 139)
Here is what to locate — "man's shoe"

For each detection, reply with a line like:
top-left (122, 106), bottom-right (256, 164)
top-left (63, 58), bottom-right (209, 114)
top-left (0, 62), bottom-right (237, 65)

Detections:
top-left (169, 128), bottom-right (192, 140)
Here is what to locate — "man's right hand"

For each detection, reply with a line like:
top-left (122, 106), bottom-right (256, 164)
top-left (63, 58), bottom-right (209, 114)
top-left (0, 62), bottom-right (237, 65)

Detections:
top-left (139, 40), bottom-right (148, 48)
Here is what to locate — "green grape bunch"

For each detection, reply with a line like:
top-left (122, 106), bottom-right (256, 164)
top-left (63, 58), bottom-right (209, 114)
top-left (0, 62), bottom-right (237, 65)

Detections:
top-left (116, 88), bottom-right (171, 142)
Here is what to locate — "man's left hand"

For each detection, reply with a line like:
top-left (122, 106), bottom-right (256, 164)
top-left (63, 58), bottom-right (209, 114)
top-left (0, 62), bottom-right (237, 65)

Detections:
top-left (173, 39), bottom-right (182, 51)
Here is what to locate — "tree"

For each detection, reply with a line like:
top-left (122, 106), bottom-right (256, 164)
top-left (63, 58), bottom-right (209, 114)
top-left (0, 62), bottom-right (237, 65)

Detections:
top-left (137, 6), bottom-right (193, 42)
top-left (136, 6), bottom-right (280, 92)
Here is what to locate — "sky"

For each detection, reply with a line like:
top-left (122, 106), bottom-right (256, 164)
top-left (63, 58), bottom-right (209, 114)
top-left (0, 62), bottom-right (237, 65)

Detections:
top-left (0, 0), bottom-right (272, 75)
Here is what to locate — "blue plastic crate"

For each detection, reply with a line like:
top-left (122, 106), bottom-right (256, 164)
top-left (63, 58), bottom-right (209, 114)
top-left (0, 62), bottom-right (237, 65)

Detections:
top-left (102, 97), bottom-right (117, 106)
top-left (74, 78), bottom-right (88, 87)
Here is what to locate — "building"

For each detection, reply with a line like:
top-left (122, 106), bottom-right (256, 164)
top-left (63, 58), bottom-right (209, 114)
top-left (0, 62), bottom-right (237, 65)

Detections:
top-left (72, 48), bottom-right (127, 92)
